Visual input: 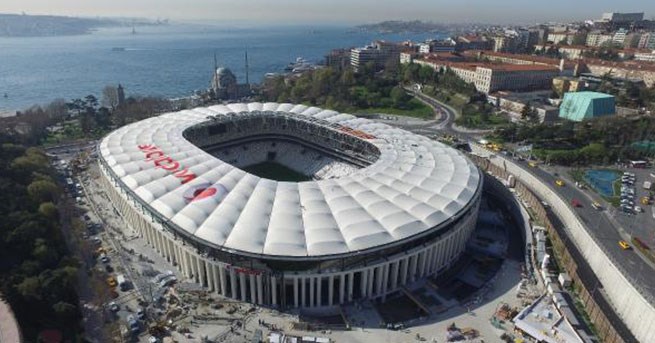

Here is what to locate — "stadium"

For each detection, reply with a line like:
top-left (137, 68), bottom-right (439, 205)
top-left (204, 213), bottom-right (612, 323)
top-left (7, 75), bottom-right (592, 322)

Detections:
top-left (97, 102), bottom-right (482, 308)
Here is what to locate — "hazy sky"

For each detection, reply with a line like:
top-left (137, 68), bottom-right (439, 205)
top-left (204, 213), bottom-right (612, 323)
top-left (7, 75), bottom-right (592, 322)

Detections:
top-left (1, 0), bottom-right (654, 25)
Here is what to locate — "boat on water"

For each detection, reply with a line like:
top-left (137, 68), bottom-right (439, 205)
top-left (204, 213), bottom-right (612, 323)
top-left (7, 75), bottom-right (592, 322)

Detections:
top-left (284, 57), bottom-right (308, 71)
top-left (111, 47), bottom-right (126, 52)
top-left (284, 57), bottom-right (317, 73)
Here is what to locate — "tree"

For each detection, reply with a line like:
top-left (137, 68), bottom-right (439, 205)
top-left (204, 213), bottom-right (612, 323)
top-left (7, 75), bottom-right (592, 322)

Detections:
top-left (101, 85), bottom-right (119, 110)
top-left (38, 202), bottom-right (58, 219)
top-left (390, 86), bottom-right (409, 107)
top-left (16, 276), bottom-right (42, 300)
top-left (27, 180), bottom-right (60, 203)
top-left (521, 102), bottom-right (532, 120)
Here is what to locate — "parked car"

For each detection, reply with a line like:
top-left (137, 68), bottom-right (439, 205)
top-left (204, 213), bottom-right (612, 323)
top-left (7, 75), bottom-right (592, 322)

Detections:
top-left (107, 276), bottom-right (117, 287)
top-left (136, 307), bottom-right (146, 320)
top-left (127, 315), bottom-right (139, 333)
top-left (109, 302), bottom-right (119, 312)
top-left (555, 180), bottom-right (565, 187)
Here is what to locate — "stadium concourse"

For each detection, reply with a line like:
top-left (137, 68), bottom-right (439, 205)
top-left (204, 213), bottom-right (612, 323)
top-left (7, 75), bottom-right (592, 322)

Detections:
top-left (97, 102), bottom-right (482, 309)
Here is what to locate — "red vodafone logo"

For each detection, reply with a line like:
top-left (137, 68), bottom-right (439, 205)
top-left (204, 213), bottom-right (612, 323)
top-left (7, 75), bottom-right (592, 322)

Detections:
top-left (183, 182), bottom-right (228, 203)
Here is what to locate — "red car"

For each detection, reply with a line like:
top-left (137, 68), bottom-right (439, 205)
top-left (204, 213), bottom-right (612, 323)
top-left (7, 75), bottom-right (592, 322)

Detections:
top-left (571, 199), bottom-right (582, 208)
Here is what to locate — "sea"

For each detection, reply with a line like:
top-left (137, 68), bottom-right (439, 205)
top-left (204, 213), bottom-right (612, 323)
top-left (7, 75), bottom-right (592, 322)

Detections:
top-left (0, 24), bottom-right (444, 113)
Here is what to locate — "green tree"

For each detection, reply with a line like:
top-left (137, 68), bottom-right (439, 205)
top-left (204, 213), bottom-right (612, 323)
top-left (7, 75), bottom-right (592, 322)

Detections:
top-left (16, 276), bottom-right (42, 300)
top-left (27, 180), bottom-right (60, 203)
top-left (38, 202), bottom-right (58, 219)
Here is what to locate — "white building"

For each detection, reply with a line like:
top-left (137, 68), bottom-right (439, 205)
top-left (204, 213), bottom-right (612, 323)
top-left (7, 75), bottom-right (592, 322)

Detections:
top-left (98, 103), bottom-right (482, 309)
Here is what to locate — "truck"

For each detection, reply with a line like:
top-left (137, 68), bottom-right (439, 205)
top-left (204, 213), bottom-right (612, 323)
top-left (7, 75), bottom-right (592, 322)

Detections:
top-left (116, 274), bottom-right (128, 291)
top-left (644, 181), bottom-right (652, 190)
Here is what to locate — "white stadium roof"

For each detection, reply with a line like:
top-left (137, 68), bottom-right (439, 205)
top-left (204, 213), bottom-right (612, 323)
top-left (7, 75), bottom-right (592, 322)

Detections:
top-left (99, 103), bottom-right (481, 259)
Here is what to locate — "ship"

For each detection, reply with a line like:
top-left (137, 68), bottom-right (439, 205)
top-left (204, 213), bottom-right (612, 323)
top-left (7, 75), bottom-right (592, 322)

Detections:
top-left (284, 57), bottom-right (317, 73)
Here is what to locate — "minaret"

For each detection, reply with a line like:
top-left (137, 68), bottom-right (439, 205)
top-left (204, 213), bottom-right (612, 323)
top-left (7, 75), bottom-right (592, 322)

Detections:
top-left (213, 52), bottom-right (218, 91)
top-left (117, 84), bottom-right (125, 107)
top-left (245, 48), bottom-right (250, 86)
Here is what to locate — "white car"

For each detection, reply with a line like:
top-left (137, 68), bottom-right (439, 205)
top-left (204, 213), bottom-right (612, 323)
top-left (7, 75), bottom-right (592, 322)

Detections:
top-left (635, 206), bottom-right (643, 213)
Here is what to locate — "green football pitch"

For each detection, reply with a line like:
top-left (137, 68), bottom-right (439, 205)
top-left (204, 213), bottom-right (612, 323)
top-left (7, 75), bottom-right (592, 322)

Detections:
top-left (243, 162), bottom-right (312, 182)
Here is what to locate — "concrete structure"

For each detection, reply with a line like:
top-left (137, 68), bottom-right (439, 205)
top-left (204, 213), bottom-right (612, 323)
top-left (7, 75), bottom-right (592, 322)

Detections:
top-left (0, 298), bottom-right (22, 343)
top-left (418, 39), bottom-right (456, 54)
top-left (97, 103), bottom-right (482, 309)
top-left (553, 76), bottom-right (586, 96)
top-left (455, 35), bottom-right (492, 51)
top-left (634, 50), bottom-right (655, 62)
top-left (612, 29), bottom-right (629, 46)
top-left (582, 59), bottom-right (655, 87)
top-left (487, 90), bottom-right (559, 123)
top-left (559, 91), bottom-right (615, 121)
top-left (350, 41), bottom-right (404, 71)
top-left (601, 12), bottom-right (645, 23)
top-left (547, 32), bottom-right (576, 45)
top-left (514, 294), bottom-right (594, 343)
top-left (638, 32), bottom-right (655, 50)
top-left (586, 31), bottom-right (613, 47)
top-left (535, 44), bottom-right (590, 60)
top-left (415, 55), bottom-right (559, 94)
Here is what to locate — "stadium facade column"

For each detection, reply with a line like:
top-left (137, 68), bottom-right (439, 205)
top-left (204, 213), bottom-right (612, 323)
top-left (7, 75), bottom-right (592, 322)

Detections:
top-left (409, 254), bottom-right (418, 282)
top-left (301, 277), bottom-right (307, 307)
top-left (309, 276), bottom-right (315, 307)
top-left (239, 273), bottom-right (247, 301)
top-left (338, 274), bottom-right (345, 304)
top-left (391, 261), bottom-right (399, 289)
top-left (360, 269), bottom-right (368, 298)
top-left (271, 276), bottom-right (277, 306)
top-left (155, 230), bottom-right (163, 254)
top-left (381, 264), bottom-right (389, 302)
top-left (181, 249), bottom-right (190, 278)
top-left (211, 264), bottom-right (219, 293)
top-left (256, 274), bottom-right (263, 304)
top-left (425, 246), bottom-right (435, 275)
top-left (249, 274), bottom-right (256, 303)
top-left (316, 276), bottom-right (322, 307)
top-left (347, 272), bottom-right (354, 302)
top-left (230, 269), bottom-right (238, 299)
top-left (196, 255), bottom-right (205, 285)
top-left (400, 257), bottom-right (409, 285)
top-left (165, 239), bottom-right (173, 262)
top-left (204, 261), bottom-right (213, 291)
top-left (294, 277), bottom-right (299, 307)
top-left (219, 266), bottom-right (227, 297)
top-left (375, 266), bottom-right (384, 296)
top-left (419, 250), bottom-right (427, 277)
top-left (328, 275), bottom-right (334, 306)
top-left (367, 267), bottom-right (374, 297)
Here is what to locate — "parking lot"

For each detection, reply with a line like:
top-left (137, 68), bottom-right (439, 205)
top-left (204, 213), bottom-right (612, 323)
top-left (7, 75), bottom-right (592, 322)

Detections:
top-left (610, 168), bottom-right (655, 248)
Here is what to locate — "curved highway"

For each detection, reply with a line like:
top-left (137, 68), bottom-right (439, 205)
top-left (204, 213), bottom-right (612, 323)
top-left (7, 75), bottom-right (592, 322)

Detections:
top-left (406, 88), bottom-right (655, 306)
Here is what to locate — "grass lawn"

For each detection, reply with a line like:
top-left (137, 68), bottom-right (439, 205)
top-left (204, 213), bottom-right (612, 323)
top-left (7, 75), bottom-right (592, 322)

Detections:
top-left (243, 161), bottom-right (311, 182)
top-left (353, 98), bottom-right (434, 119)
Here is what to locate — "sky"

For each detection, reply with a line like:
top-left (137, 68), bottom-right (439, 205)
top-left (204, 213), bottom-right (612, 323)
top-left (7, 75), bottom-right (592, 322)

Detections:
top-left (1, 0), bottom-right (654, 25)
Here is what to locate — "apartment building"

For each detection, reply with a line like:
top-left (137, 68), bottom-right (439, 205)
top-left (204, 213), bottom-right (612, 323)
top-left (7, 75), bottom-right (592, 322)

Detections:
top-left (350, 41), bottom-right (405, 71)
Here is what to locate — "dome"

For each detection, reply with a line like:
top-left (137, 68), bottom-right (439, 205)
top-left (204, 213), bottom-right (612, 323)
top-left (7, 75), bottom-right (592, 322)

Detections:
top-left (214, 68), bottom-right (237, 89)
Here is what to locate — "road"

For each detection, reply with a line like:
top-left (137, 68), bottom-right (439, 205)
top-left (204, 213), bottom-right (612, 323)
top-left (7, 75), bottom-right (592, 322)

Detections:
top-left (514, 159), bottom-right (655, 298)
top-left (405, 89), bottom-right (655, 306)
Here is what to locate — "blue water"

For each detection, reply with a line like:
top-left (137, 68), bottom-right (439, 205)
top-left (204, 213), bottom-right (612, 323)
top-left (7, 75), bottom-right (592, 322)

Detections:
top-left (584, 170), bottom-right (620, 197)
top-left (0, 24), bottom-right (443, 112)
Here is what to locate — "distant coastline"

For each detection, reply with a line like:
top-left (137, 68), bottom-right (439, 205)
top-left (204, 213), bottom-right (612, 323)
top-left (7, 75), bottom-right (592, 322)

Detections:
top-left (0, 13), bottom-right (168, 37)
